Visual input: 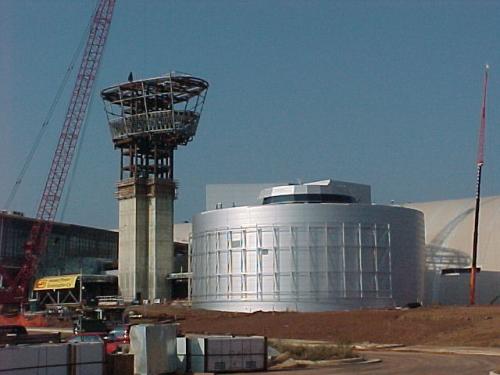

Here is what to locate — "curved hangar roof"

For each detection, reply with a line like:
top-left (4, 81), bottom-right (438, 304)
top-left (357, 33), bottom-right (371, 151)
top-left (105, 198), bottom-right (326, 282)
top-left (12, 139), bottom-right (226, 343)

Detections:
top-left (404, 196), bottom-right (500, 271)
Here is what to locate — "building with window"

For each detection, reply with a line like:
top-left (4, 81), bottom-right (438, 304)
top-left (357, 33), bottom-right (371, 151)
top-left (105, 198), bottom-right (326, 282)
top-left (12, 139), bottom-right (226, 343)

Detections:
top-left (0, 211), bottom-right (118, 289)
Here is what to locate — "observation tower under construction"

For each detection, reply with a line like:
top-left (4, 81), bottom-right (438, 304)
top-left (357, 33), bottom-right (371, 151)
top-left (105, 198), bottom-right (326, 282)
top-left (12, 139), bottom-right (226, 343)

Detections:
top-left (101, 72), bottom-right (208, 301)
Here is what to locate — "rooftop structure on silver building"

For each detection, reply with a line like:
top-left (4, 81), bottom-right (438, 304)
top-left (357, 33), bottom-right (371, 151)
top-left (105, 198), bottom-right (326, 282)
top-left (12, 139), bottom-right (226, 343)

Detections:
top-left (258, 179), bottom-right (370, 205)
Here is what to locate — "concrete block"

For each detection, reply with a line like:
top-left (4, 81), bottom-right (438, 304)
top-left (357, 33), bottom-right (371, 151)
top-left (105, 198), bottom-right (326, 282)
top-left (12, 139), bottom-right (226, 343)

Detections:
top-left (0, 345), bottom-right (39, 371)
top-left (44, 343), bottom-right (70, 366)
top-left (251, 337), bottom-right (266, 354)
top-left (186, 335), bottom-right (267, 373)
top-left (189, 336), bottom-right (206, 356)
top-left (70, 342), bottom-right (105, 375)
top-left (190, 356), bottom-right (206, 373)
top-left (0, 343), bottom-right (69, 375)
top-left (130, 323), bottom-right (177, 375)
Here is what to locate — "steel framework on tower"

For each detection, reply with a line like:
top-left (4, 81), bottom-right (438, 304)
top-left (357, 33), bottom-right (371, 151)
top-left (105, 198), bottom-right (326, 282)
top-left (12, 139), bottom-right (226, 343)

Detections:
top-left (0, 0), bottom-right (116, 306)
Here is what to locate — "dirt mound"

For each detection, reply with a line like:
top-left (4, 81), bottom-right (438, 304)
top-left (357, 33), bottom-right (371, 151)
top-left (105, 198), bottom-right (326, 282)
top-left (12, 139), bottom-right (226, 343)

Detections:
top-left (126, 304), bottom-right (500, 347)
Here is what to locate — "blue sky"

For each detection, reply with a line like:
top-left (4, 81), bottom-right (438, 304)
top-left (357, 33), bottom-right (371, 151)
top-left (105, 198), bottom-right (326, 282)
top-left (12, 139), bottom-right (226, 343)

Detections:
top-left (2, 0), bottom-right (500, 229)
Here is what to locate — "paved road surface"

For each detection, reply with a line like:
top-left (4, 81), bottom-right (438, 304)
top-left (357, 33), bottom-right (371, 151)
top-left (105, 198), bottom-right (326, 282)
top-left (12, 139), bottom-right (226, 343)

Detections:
top-left (264, 351), bottom-right (500, 375)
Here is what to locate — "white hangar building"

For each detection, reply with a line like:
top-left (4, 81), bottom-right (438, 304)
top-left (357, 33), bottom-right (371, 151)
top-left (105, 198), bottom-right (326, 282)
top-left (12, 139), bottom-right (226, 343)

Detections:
top-left (406, 196), bottom-right (500, 305)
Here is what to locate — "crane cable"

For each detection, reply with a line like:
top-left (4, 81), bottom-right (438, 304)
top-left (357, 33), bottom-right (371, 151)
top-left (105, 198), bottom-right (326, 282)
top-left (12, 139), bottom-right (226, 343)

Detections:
top-left (3, 2), bottom-right (97, 211)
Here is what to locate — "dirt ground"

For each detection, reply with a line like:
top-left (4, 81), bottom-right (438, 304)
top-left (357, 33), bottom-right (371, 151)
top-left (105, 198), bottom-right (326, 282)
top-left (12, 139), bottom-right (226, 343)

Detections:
top-left (125, 304), bottom-right (500, 347)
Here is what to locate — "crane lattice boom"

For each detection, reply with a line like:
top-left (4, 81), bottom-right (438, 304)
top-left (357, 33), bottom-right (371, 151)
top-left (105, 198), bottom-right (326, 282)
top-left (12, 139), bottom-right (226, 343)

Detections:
top-left (469, 64), bottom-right (489, 306)
top-left (0, 0), bottom-right (115, 305)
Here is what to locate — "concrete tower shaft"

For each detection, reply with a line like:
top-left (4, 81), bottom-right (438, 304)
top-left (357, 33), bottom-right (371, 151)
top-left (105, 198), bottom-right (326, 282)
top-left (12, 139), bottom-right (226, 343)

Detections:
top-left (102, 73), bottom-right (208, 301)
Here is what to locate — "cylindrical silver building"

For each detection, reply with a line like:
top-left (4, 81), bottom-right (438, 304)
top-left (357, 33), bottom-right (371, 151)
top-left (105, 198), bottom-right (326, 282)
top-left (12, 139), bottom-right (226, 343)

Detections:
top-left (191, 180), bottom-right (425, 312)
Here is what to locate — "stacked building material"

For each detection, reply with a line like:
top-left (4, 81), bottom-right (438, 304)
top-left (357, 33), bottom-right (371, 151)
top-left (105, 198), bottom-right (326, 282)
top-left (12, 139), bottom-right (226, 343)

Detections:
top-left (129, 323), bottom-right (178, 375)
top-left (185, 335), bottom-right (267, 373)
top-left (70, 342), bottom-right (105, 375)
top-left (0, 342), bottom-right (104, 374)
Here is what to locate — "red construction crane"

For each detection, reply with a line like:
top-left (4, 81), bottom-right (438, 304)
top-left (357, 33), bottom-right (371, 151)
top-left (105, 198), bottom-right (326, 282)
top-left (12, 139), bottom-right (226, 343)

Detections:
top-left (469, 64), bottom-right (489, 305)
top-left (0, 0), bottom-right (116, 307)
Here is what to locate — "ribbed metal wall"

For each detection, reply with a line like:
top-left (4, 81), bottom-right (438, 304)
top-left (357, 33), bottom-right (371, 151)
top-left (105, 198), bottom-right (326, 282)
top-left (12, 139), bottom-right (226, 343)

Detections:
top-left (191, 204), bottom-right (425, 312)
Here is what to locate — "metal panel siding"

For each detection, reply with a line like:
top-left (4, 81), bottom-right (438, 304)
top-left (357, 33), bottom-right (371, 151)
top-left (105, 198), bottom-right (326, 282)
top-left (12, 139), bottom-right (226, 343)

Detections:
top-left (192, 204), bottom-right (424, 312)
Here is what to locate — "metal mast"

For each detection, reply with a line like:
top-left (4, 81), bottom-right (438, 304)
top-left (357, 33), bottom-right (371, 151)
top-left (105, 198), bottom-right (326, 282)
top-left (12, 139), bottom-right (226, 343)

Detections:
top-left (469, 64), bottom-right (489, 305)
top-left (0, 0), bottom-right (116, 305)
